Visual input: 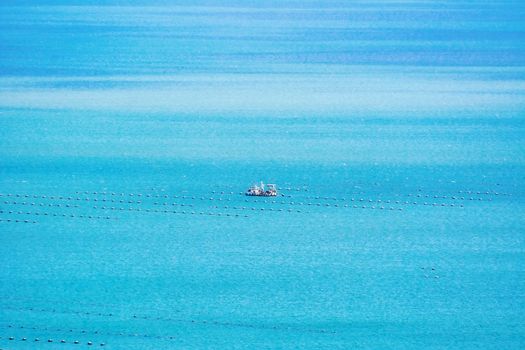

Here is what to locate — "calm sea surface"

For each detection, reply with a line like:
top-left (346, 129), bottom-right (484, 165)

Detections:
top-left (1, 1), bottom-right (524, 349)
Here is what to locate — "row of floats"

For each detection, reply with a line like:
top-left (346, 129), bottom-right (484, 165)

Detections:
top-left (1, 185), bottom-right (509, 226)
top-left (302, 194), bottom-right (490, 202)
top-left (1, 189), bottom-right (505, 205)
top-left (0, 210), bottom-right (113, 220)
top-left (3, 194), bottom-right (413, 209)
top-left (420, 267), bottom-right (441, 279)
top-left (0, 335), bottom-right (103, 346)
top-left (3, 304), bottom-right (334, 335)
top-left (2, 323), bottom-right (174, 342)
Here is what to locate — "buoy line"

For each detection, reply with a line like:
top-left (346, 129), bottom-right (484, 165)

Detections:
top-left (3, 305), bottom-right (335, 335)
top-left (0, 332), bottom-right (104, 346)
top-left (1, 323), bottom-right (175, 342)
top-left (0, 210), bottom-right (115, 220)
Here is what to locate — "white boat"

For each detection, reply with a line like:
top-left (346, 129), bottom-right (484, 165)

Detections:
top-left (245, 182), bottom-right (278, 197)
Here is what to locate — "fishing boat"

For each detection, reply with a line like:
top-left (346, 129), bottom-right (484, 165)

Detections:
top-left (245, 182), bottom-right (278, 197)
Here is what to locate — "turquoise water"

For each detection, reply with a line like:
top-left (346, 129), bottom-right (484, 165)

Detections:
top-left (1, 1), bottom-right (525, 349)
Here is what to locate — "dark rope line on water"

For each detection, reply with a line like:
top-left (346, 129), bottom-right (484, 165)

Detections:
top-left (1, 201), bottom-right (79, 208)
top-left (0, 210), bottom-right (115, 220)
top-left (0, 218), bottom-right (37, 224)
top-left (0, 193), bottom-right (188, 204)
top-left (0, 297), bottom-right (132, 310)
top-left (457, 190), bottom-right (511, 196)
top-left (151, 202), bottom-right (194, 207)
top-left (2, 306), bottom-right (336, 335)
top-left (91, 206), bottom-right (248, 217)
top-left (2, 305), bottom-right (115, 318)
top-left (0, 297), bottom-right (186, 324)
top-left (407, 193), bottom-right (491, 202)
top-left (0, 206), bottom-right (250, 219)
top-left (242, 199), bottom-right (407, 211)
top-left (297, 196), bottom-right (468, 208)
top-left (210, 205), bottom-right (306, 213)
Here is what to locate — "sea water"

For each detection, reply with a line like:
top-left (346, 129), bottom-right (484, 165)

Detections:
top-left (1, 1), bottom-right (524, 349)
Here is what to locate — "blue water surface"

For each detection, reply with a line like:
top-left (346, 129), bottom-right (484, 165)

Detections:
top-left (1, 1), bottom-right (524, 349)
